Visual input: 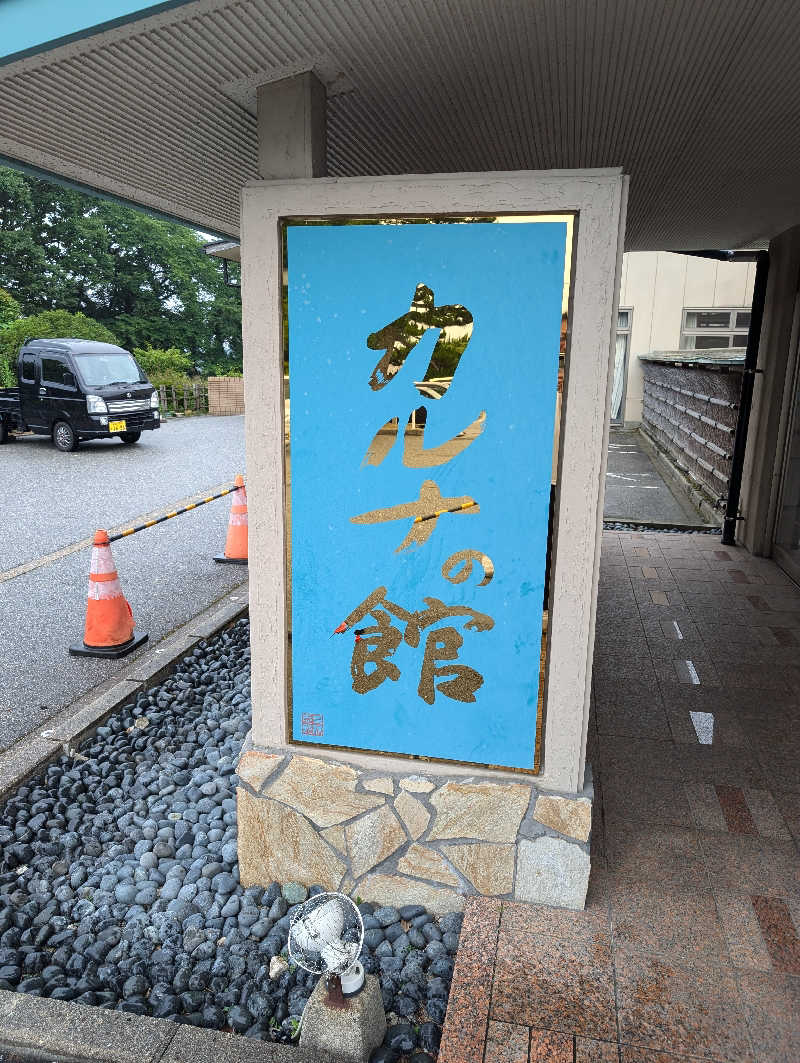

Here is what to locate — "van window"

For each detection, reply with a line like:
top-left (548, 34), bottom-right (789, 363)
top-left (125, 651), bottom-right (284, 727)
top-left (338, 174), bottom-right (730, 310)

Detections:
top-left (72, 352), bottom-right (145, 387)
top-left (20, 355), bottom-right (37, 383)
top-left (41, 357), bottom-right (71, 386)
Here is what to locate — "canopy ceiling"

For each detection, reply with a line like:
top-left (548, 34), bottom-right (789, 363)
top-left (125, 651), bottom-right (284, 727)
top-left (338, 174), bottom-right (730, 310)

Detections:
top-left (0, 0), bottom-right (798, 250)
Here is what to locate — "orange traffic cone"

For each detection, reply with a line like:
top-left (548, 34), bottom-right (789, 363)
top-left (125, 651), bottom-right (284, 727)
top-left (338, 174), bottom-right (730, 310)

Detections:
top-left (214, 474), bottom-right (248, 565)
top-left (69, 530), bottom-right (149, 658)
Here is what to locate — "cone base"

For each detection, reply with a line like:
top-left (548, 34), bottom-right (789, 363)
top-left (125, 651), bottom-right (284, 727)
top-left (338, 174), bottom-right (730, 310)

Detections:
top-left (214, 555), bottom-right (248, 565)
top-left (69, 631), bottom-right (149, 659)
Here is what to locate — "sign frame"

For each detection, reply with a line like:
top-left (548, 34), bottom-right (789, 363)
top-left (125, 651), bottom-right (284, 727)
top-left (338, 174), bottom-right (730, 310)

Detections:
top-left (241, 169), bottom-right (627, 794)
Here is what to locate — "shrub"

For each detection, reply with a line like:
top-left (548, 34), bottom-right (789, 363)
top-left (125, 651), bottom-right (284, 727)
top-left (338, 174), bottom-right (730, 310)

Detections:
top-left (132, 346), bottom-right (194, 384)
top-left (202, 357), bottom-right (243, 378)
top-left (0, 310), bottom-right (117, 388)
top-left (134, 348), bottom-right (213, 413)
top-left (0, 289), bottom-right (21, 331)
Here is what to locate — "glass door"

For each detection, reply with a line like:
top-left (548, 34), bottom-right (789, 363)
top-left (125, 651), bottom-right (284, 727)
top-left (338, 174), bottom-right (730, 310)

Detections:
top-left (773, 340), bottom-right (800, 585)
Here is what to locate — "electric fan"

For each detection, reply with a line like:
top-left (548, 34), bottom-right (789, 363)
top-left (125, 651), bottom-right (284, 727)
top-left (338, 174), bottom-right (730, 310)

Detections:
top-left (288, 892), bottom-right (366, 1002)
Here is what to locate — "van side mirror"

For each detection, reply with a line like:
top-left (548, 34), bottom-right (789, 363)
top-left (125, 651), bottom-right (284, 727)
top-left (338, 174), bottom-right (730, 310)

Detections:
top-left (63, 371), bottom-right (76, 388)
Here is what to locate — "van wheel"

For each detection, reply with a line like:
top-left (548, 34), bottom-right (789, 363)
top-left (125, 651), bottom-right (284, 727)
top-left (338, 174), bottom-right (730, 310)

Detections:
top-left (0, 418), bottom-right (8, 444)
top-left (53, 421), bottom-right (78, 452)
top-left (120, 431), bottom-right (141, 444)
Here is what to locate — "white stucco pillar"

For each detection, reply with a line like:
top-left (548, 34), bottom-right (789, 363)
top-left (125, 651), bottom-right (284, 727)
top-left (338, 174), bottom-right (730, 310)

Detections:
top-left (256, 72), bottom-right (327, 180)
top-left (243, 71), bottom-right (327, 756)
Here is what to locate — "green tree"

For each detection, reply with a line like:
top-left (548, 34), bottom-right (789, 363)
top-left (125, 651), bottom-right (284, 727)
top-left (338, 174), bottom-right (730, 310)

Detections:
top-left (0, 288), bottom-right (21, 329)
top-left (0, 310), bottom-right (116, 387)
top-left (0, 170), bottom-right (51, 307)
top-left (0, 165), bottom-right (241, 371)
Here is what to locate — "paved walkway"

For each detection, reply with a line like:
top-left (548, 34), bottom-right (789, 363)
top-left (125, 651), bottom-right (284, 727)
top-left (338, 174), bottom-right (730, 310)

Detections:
top-left (604, 429), bottom-right (707, 526)
top-left (439, 531), bottom-right (800, 1063)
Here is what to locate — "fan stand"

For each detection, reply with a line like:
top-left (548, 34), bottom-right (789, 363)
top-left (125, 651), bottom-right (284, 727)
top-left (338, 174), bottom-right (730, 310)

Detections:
top-left (325, 972), bottom-right (348, 1009)
top-left (301, 971), bottom-right (387, 1061)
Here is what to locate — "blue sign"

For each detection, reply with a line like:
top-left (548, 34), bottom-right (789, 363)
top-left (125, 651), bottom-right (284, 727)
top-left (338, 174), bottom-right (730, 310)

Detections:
top-left (287, 218), bottom-right (567, 771)
top-left (0, 0), bottom-right (182, 62)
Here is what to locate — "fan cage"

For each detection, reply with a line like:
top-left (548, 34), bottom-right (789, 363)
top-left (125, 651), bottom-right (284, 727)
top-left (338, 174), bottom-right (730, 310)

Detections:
top-left (288, 891), bottom-right (365, 976)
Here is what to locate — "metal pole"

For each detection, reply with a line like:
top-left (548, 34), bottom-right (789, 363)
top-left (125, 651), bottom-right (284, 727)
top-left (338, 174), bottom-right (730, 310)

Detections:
top-left (107, 479), bottom-right (243, 542)
top-left (721, 250), bottom-right (769, 545)
top-left (325, 973), bottom-right (347, 1009)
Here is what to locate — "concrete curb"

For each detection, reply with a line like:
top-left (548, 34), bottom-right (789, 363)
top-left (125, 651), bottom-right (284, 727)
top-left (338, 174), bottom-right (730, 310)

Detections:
top-left (0, 585), bottom-right (249, 801)
top-left (0, 988), bottom-right (302, 1062)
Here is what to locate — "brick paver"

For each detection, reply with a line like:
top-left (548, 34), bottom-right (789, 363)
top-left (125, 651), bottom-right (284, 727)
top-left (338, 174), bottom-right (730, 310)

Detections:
top-left (440, 531), bottom-right (800, 1063)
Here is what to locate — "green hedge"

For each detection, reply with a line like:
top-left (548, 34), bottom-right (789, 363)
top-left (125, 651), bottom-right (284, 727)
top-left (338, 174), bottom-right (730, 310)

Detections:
top-left (0, 310), bottom-right (117, 388)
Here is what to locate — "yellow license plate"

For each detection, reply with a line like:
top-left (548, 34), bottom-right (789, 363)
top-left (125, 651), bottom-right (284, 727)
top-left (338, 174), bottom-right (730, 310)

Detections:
top-left (109, 419), bottom-right (127, 433)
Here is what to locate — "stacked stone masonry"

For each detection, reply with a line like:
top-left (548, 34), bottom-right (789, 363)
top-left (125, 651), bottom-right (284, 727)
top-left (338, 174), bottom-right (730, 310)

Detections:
top-left (236, 749), bottom-right (593, 911)
top-left (640, 357), bottom-right (742, 511)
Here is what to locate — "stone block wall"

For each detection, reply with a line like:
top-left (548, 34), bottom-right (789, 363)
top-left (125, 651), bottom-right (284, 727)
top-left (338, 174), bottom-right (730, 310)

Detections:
top-left (235, 748), bottom-right (593, 912)
top-left (640, 355), bottom-right (742, 512)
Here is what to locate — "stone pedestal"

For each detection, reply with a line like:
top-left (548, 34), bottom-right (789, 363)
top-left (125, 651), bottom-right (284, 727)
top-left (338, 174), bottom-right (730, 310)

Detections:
top-left (298, 974), bottom-right (386, 1063)
top-left (236, 746), bottom-right (593, 910)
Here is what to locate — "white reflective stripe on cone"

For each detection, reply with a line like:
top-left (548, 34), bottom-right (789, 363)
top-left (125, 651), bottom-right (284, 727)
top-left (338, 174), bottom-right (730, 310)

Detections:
top-left (90, 548), bottom-right (117, 575)
top-left (228, 513), bottom-right (248, 525)
top-left (88, 578), bottom-right (124, 600)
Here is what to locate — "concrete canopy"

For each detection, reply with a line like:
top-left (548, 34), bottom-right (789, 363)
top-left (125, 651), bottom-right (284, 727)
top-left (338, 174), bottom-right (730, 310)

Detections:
top-left (0, 0), bottom-right (798, 250)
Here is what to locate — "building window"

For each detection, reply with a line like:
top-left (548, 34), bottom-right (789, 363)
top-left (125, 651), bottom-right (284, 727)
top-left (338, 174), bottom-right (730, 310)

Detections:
top-left (611, 308), bottom-right (632, 423)
top-left (680, 308), bottom-right (751, 350)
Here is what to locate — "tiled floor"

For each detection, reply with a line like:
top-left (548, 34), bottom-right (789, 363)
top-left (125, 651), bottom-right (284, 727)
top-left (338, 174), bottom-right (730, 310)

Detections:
top-left (439, 531), bottom-right (800, 1063)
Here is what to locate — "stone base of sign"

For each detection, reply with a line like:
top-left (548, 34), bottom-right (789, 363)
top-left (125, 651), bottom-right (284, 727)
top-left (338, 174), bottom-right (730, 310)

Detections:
top-left (235, 743), bottom-right (594, 911)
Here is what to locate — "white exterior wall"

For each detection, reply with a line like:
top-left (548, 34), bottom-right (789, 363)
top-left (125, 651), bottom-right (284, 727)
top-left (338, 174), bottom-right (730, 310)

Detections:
top-left (739, 227), bottom-right (800, 556)
top-left (620, 252), bottom-right (756, 424)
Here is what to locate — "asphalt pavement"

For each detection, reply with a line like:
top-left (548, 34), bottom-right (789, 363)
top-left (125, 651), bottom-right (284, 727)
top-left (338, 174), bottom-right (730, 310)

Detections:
top-left (0, 415), bottom-right (247, 751)
top-left (603, 427), bottom-right (706, 525)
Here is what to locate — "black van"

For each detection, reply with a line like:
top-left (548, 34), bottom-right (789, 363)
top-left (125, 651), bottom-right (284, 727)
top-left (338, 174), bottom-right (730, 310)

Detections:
top-left (0, 338), bottom-right (160, 451)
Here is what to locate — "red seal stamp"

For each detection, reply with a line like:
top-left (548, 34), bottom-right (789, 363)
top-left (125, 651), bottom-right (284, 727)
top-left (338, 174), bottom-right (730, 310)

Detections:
top-left (301, 712), bottom-right (324, 737)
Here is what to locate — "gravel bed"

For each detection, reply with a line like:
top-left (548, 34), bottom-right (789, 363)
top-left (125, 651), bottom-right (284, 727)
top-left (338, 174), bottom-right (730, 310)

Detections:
top-left (603, 520), bottom-right (721, 534)
top-left (0, 619), bottom-right (456, 1062)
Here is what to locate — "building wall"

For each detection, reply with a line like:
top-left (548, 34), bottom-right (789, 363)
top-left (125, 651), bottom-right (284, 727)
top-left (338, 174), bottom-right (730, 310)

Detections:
top-left (619, 252), bottom-right (756, 424)
top-left (738, 226), bottom-right (800, 557)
